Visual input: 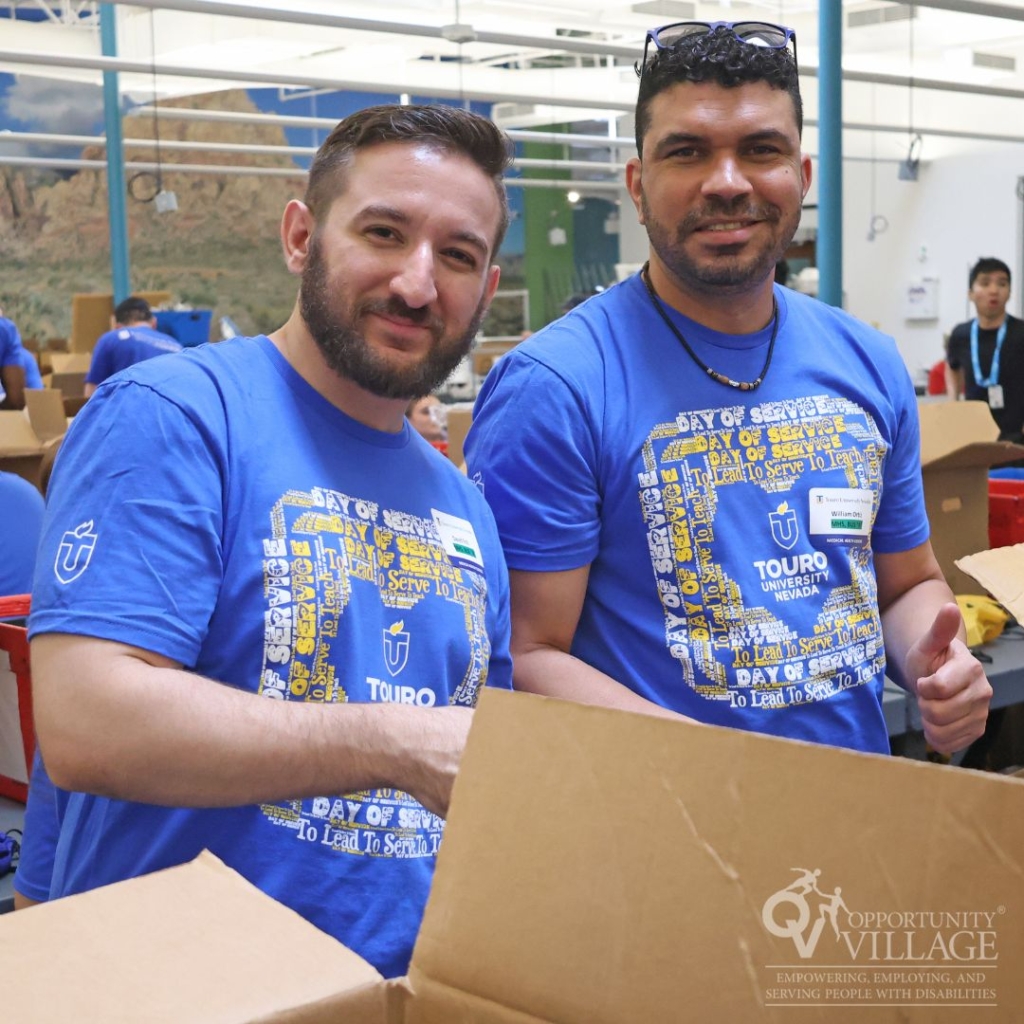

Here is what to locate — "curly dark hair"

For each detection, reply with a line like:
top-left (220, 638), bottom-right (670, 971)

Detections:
top-left (304, 104), bottom-right (514, 257)
top-left (635, 26), bottom-right (802, 155)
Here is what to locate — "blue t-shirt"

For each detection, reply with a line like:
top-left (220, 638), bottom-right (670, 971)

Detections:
top-left (467, 277), bottom-right (928, 755)
top-left (0, 470), bottom-right (45, 596)
top-left (13, 752), bottom-right (60, 903)
top-left (0, 317), bottom-right (24, 368)
top-left (30, 335), bottom-right (512, 976)
top-left (20, 349), bottom-right (43, 389)
top-left (84, 324), bottom-right (182, 386)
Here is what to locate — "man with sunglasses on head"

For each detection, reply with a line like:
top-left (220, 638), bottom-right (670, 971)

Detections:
top-left (467, 22), bottom-right (991, 757)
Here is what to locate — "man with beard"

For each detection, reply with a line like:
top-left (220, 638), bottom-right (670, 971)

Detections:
top-left (466, 23), bottom-right (991, 756)
top-left (24, 104), bottom-right (513, 977)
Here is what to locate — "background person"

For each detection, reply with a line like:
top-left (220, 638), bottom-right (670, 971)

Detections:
top-left (27, 104), bottom-right (514, 976)
top-left (407, 393), bottom-right (448, 443)
top-left (466, 21), bottom-right (990, 758)
top-left (945, 257), bottom-right (1024, 442)
top-left (83, 296), bottom-right (183, 398)
top-left (0, 307), bottom-right (27, 410)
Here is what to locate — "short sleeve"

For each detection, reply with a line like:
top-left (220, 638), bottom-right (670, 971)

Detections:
top-left (29, 378), bottom-right (225, 666)
top-left (467, 353), bottom-right (601, 572)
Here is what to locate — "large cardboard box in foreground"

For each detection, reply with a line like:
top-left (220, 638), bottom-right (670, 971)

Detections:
top-left (3, 689), bottom-right (1023, 1022)
top-left (919, 399), bottom-right (1024, 594)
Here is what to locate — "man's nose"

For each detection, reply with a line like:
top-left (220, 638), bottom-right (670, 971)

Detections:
top-left (702, 156), bottom-right (753, 200)
top-left (391, 244), bottom-right (438, 308)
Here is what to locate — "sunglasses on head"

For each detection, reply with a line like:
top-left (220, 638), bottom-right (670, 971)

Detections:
top-left (637, 20), bottom-right (798, 81)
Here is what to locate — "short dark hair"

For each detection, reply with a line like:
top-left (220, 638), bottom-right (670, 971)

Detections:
top-left (114, 296), bottom-right (152, 324)
top-left (635, 26), bottom-right (802, 154)
top-left (304, 104), bottom-right (514, 257)
top-left (969, 257), bottom-right (1011, 289)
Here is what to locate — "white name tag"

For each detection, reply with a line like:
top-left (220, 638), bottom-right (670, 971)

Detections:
top-left (808, 488), bottom-right (873, 536)
top-left (432, 509), bottom-right (484, 573)
top-left (988, 384), bottom-right (1005, 410)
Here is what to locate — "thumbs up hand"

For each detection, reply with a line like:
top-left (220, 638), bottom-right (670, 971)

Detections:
top-left (907, 603), bottom-right (993, 755)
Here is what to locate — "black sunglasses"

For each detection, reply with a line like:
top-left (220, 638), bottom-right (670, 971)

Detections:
top-left (637, 20), bottom-right (798, 81)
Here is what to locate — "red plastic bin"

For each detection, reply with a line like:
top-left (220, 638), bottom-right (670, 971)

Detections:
top-left (989, 478), bottom-right (1024, 548)
top-left (0, 594), bottom-right (33, 803)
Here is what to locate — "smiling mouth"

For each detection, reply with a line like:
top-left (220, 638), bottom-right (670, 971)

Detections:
top-left (701, 221), bottom-right (755, 232)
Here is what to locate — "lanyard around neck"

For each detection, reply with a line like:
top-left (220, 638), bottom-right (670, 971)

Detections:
top-left (970, 318), bottom-right (1008, 387)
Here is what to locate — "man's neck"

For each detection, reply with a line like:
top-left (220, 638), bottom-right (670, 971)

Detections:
top-left (645, 255), bottom-right (776, 334)
top-left (269, 308), bottom-right (409, 434)
top-left (977, 312), bottom-right (1008, 331)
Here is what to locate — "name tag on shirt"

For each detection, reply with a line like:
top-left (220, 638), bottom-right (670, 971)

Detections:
top-left (808, 488), bottom-right (873, 537)
top-left (432, 509), bottom-right (484, 574)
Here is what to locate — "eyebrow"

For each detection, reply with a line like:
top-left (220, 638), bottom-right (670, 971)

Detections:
top-left (356, 203), bottom-right (490, 257)
top-left (652, 128), bottom-right (795, 158)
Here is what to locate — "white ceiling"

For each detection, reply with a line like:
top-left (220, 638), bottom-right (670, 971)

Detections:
top-left (4, 1), bottom-right (1024, 165)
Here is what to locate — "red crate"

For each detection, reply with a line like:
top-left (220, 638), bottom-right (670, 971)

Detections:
top-left (0, 594), bottom-right (33, 803)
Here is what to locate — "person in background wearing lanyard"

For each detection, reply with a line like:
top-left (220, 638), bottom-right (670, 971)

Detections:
top-left (466, 20), bottom-right (992, 759)
top-left (946, 258), bottom-right (1024, 443)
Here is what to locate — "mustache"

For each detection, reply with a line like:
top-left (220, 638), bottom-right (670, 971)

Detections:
top-left (681, 198), bottom-right (781, 231)
top-left (357, 296), bottom-right (443, 334)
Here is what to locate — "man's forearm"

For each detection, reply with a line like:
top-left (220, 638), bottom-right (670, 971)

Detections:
top-left (880, 577), bottom-right (964, 693)
top-left (513, 645), bottom-right (689, 721)
top-left (33, 636), bottom-right (467, 811)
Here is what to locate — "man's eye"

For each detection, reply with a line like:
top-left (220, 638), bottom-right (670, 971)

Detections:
top-left (444, 249), bottom-right (477, 267)
top-left (367, 226), bottom-right (398, 240)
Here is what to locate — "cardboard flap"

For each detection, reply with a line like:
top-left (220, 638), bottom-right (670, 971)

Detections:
top-left (0, 410), bottom-right (41, 455)
top-left (925, 440), bottom-right (1024, 471)
top-left (955, 545), bottom-right (1024, 621)
top-left (918, 400), bottom-right (996, 466)
top-left (413, 689), bottom-right (1024, 1023)
top-left (24, 387), bottom-right (67, 443)
top-left (49, 351), bottom-right (92, 374)
top-left (0, 850), bottom-right (383, 1023)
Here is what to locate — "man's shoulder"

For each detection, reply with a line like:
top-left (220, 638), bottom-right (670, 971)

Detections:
top-left (101, 335), bottom-right (267, 399)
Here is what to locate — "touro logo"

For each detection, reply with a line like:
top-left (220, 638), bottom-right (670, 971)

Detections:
top-left (383, 620), bottom-right (410, 676)
top-left (54, 520), bottom-right (98, 584)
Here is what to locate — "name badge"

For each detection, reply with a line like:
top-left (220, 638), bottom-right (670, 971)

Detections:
top-left (988, 385), bottom-right (1005, 410)
top-left (808, 488), bottom-right (873, 538)
top-left (432, 509), bottom-right (484, 574)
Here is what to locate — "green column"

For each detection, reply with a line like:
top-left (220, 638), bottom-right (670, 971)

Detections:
top-left (522, 127), bottom-right (574, 331)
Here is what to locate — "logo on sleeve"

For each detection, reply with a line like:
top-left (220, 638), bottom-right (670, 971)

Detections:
top-left (54, 520), bottom-right (98, 584)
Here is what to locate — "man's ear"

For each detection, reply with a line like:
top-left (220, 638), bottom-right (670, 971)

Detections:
top-left (281, 200), bottom-right (316, 275)
top-left (484, 264), bottom-right (501, 308)
top-left (625, 157), bottom-right (645, 225)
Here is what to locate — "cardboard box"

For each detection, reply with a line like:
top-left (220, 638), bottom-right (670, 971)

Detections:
top-left (446, 407), bottom-right (472, 469)
top-left (46, 351), bottom-right (92, 399)
top-left (0, 389), bottom-right (67, 488)
top-left (919, 400), bottom-right (1024, 594)
top-left (3, 689), bottom-right (1022, 1022)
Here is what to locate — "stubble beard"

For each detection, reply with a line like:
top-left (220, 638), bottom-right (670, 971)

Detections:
top-left (642, 191), bottom-right (797, 297)
top-left (299, 234), bottom-right (487, 400)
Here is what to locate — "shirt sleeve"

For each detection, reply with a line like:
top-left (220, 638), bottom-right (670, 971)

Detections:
top-left (466, 352), bottom-right (602, 572)
top-left (84, 337), bottom-right (112, 384)
top-left (29, 377), bottom-right (225, 667)
top-left (871, 363), bottom-right (931, 555)
top-left (0, 319), bottom-right (24, 367)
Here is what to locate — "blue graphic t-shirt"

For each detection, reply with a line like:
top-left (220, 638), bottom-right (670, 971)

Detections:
top-left (467, 277), bottom-right (927, 755)
top-left (85, 324), bottom-right (183, 386)
top-left (30, 335), bottom-right (512, 976)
